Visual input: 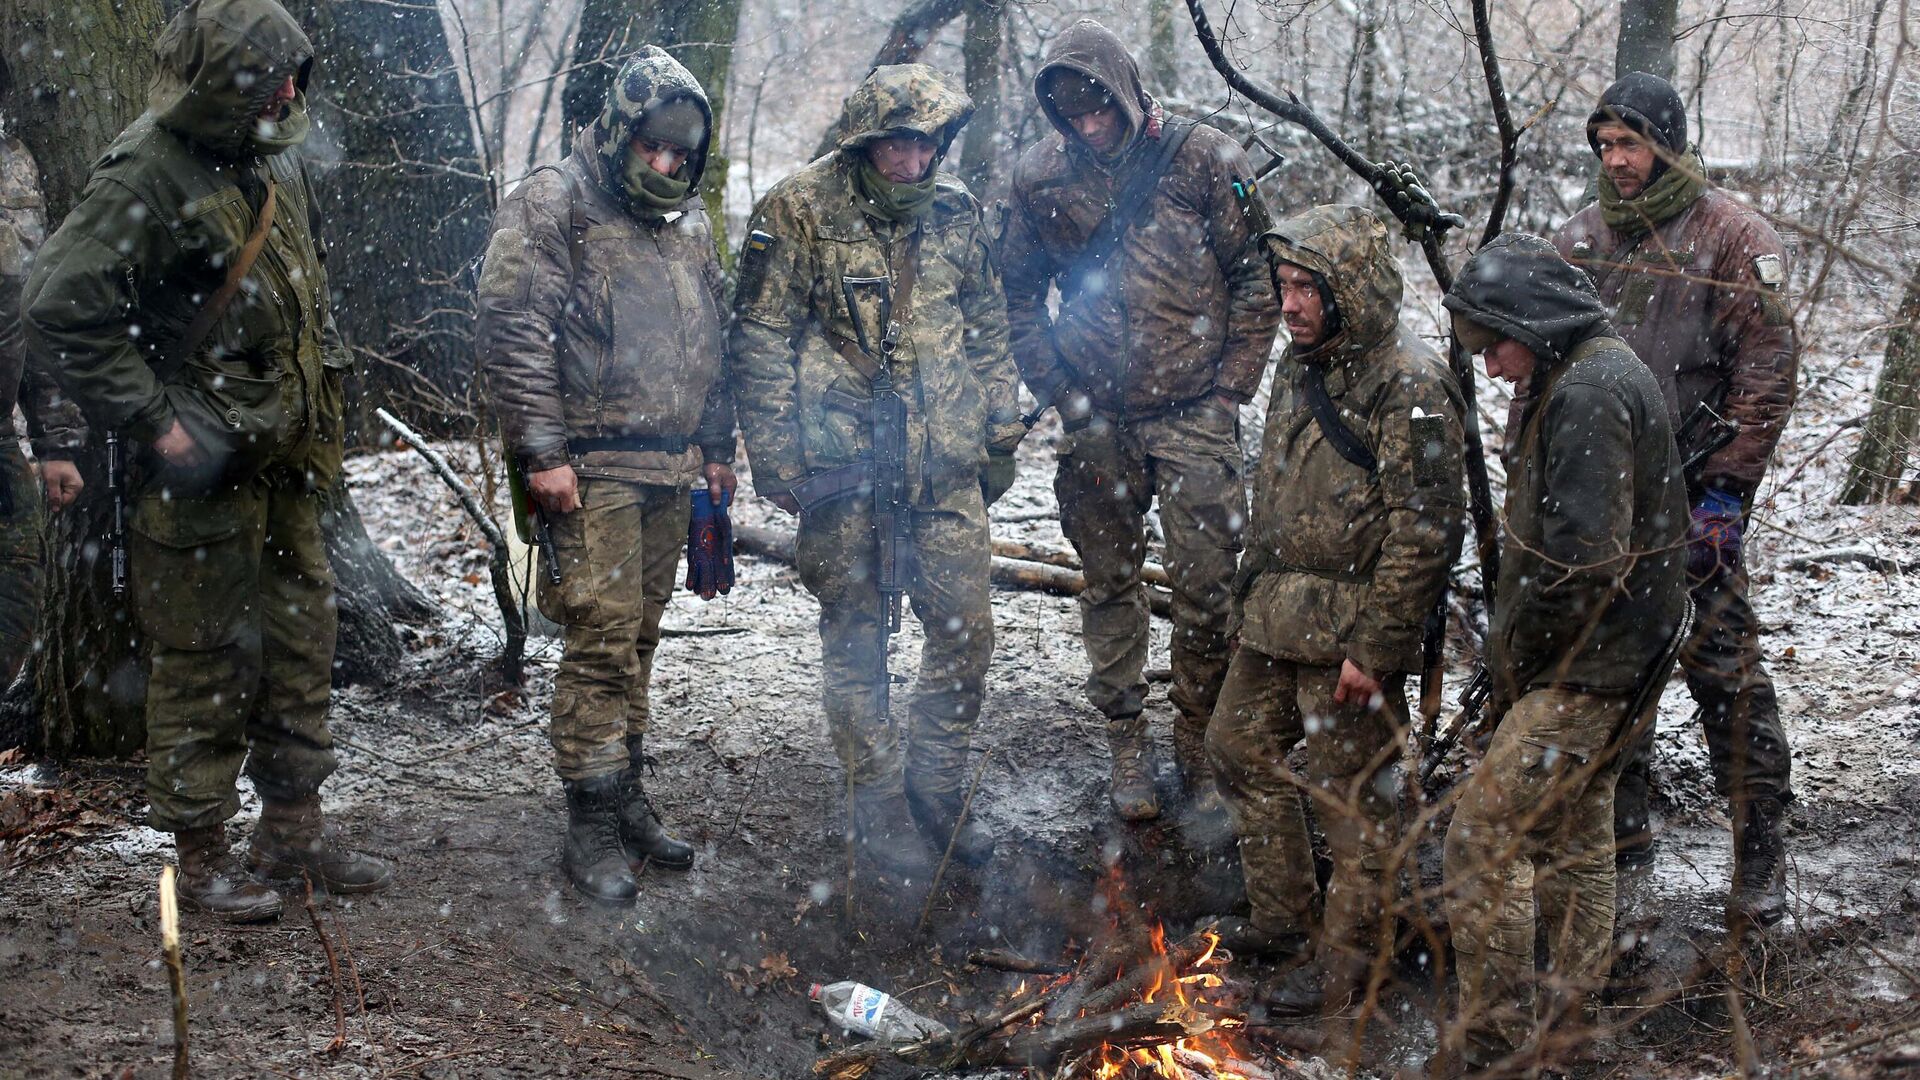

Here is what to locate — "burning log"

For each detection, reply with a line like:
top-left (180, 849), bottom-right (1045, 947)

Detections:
top-left (975, 1001), bottom-right (1223, 1067)
top-left (966, 948), bottom-right (1072, 975)
top-left (1074, 927), bottom-right (1222, 1018)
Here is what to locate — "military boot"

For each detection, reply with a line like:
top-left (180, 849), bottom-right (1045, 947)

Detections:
top-left (1107, 715), bottom-right (1160, 822)
top-left (1613, 767), bottom-right (1656, 869)
top-left (1172, 716), bottom-right (1222, 814)
top-left (1727, 795), bottom-right (1787, 929)
top-left (618, 738), bottom-right (694, 872)
top-left (562, 776), bottom-right (639, 903)
top-left (850, 784), bottom-right (934, 881)
top-left (175, 824), bottom-right (283, 923)
top-left (1263, 949), bottom-right (1362, 1019)
top-left (905, 774), bottom-right (994, 868)
top-left (247, 797), bottom-right (393, 894)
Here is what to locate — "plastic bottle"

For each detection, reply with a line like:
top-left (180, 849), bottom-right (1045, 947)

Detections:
top-left (810, 981), bottom-right (950, 1043)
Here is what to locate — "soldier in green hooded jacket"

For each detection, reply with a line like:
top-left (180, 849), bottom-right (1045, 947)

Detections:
top-left (730, 65), bottom-right (1025, 879)
top-left (23, 0), bottom-right (389, 922)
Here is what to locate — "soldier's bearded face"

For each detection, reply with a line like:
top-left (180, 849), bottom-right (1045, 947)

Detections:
top-left (258, 76), bottom-right (296, 119)
top-left (1274, 263), bottom-right (1326, 348)
top-left (868, 135), bottom-right (937, 183)
top-left (629, 135), bottom-right (690, 179)
top-left (1067, 105), bottom-right (1125, 156)
top-left (1480, 338), bottom-right (1537, 384)
top-left (1594, 122), bottom-right (1658, 198)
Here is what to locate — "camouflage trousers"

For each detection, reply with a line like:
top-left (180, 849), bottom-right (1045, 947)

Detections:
top-left (795, 491), bottom-right (992, 797)
top-left (1444, 687), bottom-right (1630, 1067)
top-left (1618, 560), bottom-right (1790, 807)
top-left (1207, 646), bottom-right (1403, 961)
top-left (1055, 401), bottom-right (1246, 743)
top-left (536, 478), bottom-right (688, 782)
top-left (0, 441), bottom-right (44, 685)
top-left (130, 469), bottom-right (338, 833)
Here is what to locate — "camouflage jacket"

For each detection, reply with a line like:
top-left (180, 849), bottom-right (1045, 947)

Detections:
top-left (478, 48), bottom-right (733, 487)
top-left (1, 137), bottom-right (85, 458)
top-left (1447, 234), bottom-right (1687, 704)
top-left (23, 0), bottom-right (349, 488)
top-left (729, 65), bottom-right (1022, 509)
top-left (1239, 206), bottom-right (1465, 676)
top-left (996, 19), bottom-right (1280, 419)
top-left (1513, 183), bottom-right (1799, 503)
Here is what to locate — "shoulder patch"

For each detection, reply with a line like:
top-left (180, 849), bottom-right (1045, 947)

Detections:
top-left (1752, 253), bottom-right (1785, 288)
top-left (1410, 408), bottom-right (1451, 489)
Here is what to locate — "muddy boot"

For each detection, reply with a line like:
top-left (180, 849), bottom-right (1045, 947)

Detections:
top-left (175, 824), bottom-right (283, 923)
top-left (1613, 768), bottom-right (1656, 869)
top-left (905, 775), bottom-right (994, 868)
top-left (248, 797), bottom-right (393, 894)
top-left (1107, 716), bottom-right (1160, 822)
top-left (1728, 795), bottom-right (1787, 929)
top-left (1172, 716), bottom-right (1222, 814)
top-left (562, 776), bottom-right (639, 903)
top-left (618, 738), bottom-right (694, 872)
top-left (1208, 916), bottom-right (1309, 960)
top-left (1261, 958), bottom-right (1329, 1018)
top-left (850, 784), bottom-right (934, 880)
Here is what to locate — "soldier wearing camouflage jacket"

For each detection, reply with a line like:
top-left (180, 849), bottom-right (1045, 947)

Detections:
top-left (477, 48), bottom-right (731, 902)
top-left (730, 65), bottom-right (1023, 877)
top-left (1208, 206), bottom-right (1464, 1016)
top-left (23, 0), bottom-right (388, 922)
top-left (996, 18), bottom-right (1282, 821)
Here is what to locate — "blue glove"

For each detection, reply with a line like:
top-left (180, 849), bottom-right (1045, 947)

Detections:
top-left (685, 489), bottom-right (734, 600)
top-left (1686, 489), bottom-right (1744, 581)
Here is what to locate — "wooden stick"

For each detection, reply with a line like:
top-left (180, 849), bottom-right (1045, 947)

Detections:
top-left (159, 866), bottom-right (190, 1080)
top-left (1074, 927), bottom-right (1221, 1017)
top-left (301, 874), bottom-right (349, 1055)
top-left (966, 948), bottom-right (1071, 975)
top-left (917, 748), bottom-right (994, 934)
top-left (971, 1002), bottom-right (1220, 1067)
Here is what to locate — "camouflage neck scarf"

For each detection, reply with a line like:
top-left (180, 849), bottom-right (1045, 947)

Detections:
top-left (1598, 146), bottom-right (1706, 236)
top-left (854, 159), bottom-right (936, 223)
top-left (243, 95), bottom-right (311, 157)
top-left (623, 154), bottom-right (691, 216)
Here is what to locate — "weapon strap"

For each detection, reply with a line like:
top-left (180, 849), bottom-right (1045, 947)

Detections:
top-left (1061, 119), bottom-right (1194, 300)
top-left (1299, 363), bottom-right (1376, 474)
top-left (826, 224), bottom-right (924, 386)
top-left (163, 180), bottom-right (277, 380)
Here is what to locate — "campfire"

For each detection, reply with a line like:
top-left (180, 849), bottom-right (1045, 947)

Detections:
top-left (814, 919), bottom-right (1324, 1080)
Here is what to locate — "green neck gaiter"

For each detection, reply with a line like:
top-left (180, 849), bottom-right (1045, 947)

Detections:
top-left (243, 96), bottom-right (311, 157)
top-left (623, 154), bottom-right (691, 216)
top-left (854, 159), bottom-right (936, 223)
top-left (1598, 146), bottom-right (1707, 236)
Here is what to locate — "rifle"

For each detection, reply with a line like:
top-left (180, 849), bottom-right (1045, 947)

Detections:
top-left (1418, 663), bottom-right (1491, 789)
top-left (865, 277), bottom-right (914, 725)
top-left (105, 431), bottom-right (128, 598)
top-left (1677, 401), bottom-right (1740, 488)
top-left (505, 454), bottom-right (562, 586)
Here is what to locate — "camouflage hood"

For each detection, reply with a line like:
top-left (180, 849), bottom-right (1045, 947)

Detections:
top-left (1443, 232), bottom-right (1615, 366)
top-left (149, 0), bottom-right (314, 160)
top-left (1034, 19), bottom-right (1152, 159)
top-left (585, 46), bottom-right (714, 195)
top-left (1264, 204), bottom-right (1403, 367)
top-left (836, 64), bottom-right (975, 160)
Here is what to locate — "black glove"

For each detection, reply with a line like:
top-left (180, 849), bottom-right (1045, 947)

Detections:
top-left (982, 449), bottom-right (1017, 507)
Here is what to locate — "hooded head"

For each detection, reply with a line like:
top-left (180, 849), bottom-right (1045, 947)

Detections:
top-left (1442, 233), bottom-right (1614, 368)
top-left (1034, 19), bottom-right (1153, 162)
top-left (1263, 205), bottom-right (1404, 367)
top-left (149, 0), bottom-right (314, 160)
top-left (837, 64), bottom-right (974, 223)
top-left (587, 46), bottom-right (714, 207)
top-left (1586, 72), bottom-right (1687, 180)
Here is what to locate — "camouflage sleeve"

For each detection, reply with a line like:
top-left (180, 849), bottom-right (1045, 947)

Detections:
top-left (959, 211), bottom-right (1025, 453)
top-left (21, 177), bottom-right (181, 446)
top-left (993, 179), bottom-right (1075, 406)
top-left (19, 363), bottom-right (87, 459)
top-left (693, 226), bottom-right (736, 465)
top-left (1201, 135), bottom-right (1282, 402)
top-left (726, 187), bottom-right (813, 498)
top-left (474, 170), bottom-right (576, 472)
top-left (1348, 364), bottom-right (1467, 676)
top-left (1702, 216), bottom-right (1798, 503)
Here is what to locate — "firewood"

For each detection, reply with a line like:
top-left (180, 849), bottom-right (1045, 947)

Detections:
top-left (1074, 928), bottom-right (1221, 1017)
top-left (968, 1002), bottom-right (1223, 1068)
top-left (966, 948), bottom-right (1071, 975)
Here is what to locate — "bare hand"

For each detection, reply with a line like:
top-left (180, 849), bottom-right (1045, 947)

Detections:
top-left (1333, 658), bottom-right (1384, 709)
top-left (528, 464), bottom-right (582, 516)
top-left (768, 492), bottom-right (801, 516)
top-left (39, 459), bottom-right (83, 512)
top-left (703, 462), bottom-right (738, 505)
top-left (152, 419), bottom-right (207, 468)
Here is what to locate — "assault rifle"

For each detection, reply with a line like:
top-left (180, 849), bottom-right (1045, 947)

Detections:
top-left (505, 455), bottom-right (562, 586)
top-left (859, 274), bottom-right (914, 725)
top-left (105, 432), bottom-right (128, 597)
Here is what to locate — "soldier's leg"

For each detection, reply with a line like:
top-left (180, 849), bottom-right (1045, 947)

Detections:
top-left (617, 484), bottom-right (695, 870)
top-left (1535, 745), bottom-right (1625, 1044)
top-left (1206, 648), bottom-right (1313, 941)
top-left (1141, 402), bottom-right (1246, 798)
top-left (0, 444), bottom-right (45, 685)
top-left (1054, 418), bottom-right (1153, 721)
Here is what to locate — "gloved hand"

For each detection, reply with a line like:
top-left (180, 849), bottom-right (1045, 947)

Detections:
top-left (685, 488), bottom-right (735, 600)
top-left (982, 449), bottom-right (1017, 507)
top-left (1056, 389), bottom-right (1096, 432)
top-left (1686, 488), bottom-right (1744, 581)
top-left (1374, 160), bottom-right (1466, 242)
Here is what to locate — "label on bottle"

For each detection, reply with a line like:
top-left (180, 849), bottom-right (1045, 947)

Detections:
top-left (844, 985), bottom-right (889, 1031)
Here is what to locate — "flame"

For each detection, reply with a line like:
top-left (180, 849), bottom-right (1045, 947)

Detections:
top-left (1012, 978), bottom-right (1029, 999)
top-left (1194, 931), bottom-right (1221, 967)
top-left (1064, 921), bottom-right (1259, 1078)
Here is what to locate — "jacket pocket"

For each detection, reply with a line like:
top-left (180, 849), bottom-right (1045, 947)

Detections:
top-left (128, 494), bottom-right (256, 650)
top-left (165, 364), bottom-right (288, 489)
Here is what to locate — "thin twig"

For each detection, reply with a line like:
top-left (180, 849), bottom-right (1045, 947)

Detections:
top-left (301, 874), bottom-right (349, 1056)
top-left (918, 748), bottom-right (996, 934)
top-left (159, 865), bottom-right (190, 1080)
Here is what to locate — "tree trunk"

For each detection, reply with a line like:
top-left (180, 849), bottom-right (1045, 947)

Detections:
top-left (1842, 264), bottom-right (1920, 504)
top-left (957, 0), bottom-right (1004, 192)
top-left (1147, 0), bottom-right (1179, 94)
top-left (810, 0), bottom-right (969, 161)
top-left (298, 0), bottom-right (491, 435)
top-left (1615, 0), bottom-right (1679, 80)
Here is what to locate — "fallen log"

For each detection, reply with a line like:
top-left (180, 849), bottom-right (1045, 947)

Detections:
top-left (992, 538), bottom-right (1174, 591)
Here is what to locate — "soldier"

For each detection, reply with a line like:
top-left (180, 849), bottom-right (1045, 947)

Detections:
top-left (1443, 234), bottom-right (1687, 1072)
top-left (997, 19), bottom-right (1281, 821)
top-left (730, 65), bottom-right (1024, 878)
top-left (23, 0), bottom-right (389, 922)
top-left (476, 48), bottom-right (732, 902)
top-left (1206, 206), bottom-right (1464, 1015)
top-left (1538, 72), bottom-right (1799, 925)
top-left (2, 136), bottom-right (86, 683)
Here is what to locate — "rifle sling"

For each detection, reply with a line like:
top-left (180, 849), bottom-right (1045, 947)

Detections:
top-left (1062, 120), bottom-right (1193, 300)
top-left (1298, 363), bottom-right (1377, 474)
top-left (162, 180), bottom-right (278, 382)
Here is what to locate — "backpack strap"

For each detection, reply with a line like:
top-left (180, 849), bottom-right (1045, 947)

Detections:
top-left (1299, 362), bottom-right (1377, 474)
top-left (1059, 119), bottom-right (1194, 299)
